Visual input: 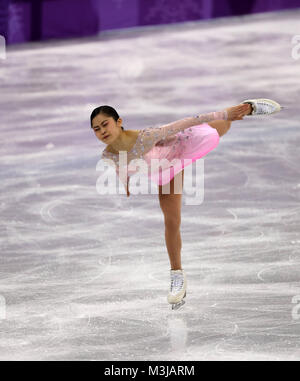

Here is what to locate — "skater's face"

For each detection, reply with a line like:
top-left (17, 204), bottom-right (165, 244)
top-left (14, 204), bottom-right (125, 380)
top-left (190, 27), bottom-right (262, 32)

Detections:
top-left (91, 113), bottom-right (122, 144)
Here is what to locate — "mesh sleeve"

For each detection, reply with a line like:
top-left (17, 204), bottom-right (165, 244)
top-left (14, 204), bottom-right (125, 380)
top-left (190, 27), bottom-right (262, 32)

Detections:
top-left (139, 110), bottom-right (227, 154)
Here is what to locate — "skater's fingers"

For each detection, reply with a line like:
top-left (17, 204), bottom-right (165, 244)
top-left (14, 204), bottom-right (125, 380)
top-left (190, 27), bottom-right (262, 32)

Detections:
top-left (233, 114), bottom-right (243, 120)
top-left (235, 112), bottom-right (244, 119)
top-left (227, 106), bottom-right (246, 121)
top-left (237, 105), bottom-right (248, 112)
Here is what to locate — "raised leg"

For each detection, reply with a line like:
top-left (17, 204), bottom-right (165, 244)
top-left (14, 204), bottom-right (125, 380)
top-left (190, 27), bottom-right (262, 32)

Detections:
top-left (207, 119), bottom-right (232, 137)
top-left (208, 103), bottom-right (252, 137)
top-left (158, 169), bottom-right (184, 270)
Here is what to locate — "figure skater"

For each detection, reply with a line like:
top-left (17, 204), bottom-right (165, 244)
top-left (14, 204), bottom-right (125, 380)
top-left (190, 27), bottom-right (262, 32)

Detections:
top-left (90, 99), bottom-right (282, 310)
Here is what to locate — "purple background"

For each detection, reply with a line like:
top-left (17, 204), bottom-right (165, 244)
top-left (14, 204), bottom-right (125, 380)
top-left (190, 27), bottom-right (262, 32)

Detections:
top-left (1, 0), bottom-right (300, 45)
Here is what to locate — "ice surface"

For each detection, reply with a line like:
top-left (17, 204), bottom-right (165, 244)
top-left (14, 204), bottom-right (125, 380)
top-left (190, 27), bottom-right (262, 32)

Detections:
top-left (0, 9), bottom-right (300, 360)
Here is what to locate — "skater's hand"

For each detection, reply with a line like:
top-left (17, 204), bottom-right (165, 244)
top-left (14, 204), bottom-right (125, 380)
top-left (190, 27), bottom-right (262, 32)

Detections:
top-left (124, 176), bottom-right (130, 197)
top-left (125, 185), bottom-right (130, 197)
top-left (225, 104), bottom-right (250, 121)
top-left (126, 183), bottom-right (130, 197)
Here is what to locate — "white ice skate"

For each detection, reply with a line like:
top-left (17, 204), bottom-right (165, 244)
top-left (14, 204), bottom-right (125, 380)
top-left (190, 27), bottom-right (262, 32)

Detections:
top-left (167, 269), bottom-right (187, 310)
top-left (241, 98), bottom-right (283, 116)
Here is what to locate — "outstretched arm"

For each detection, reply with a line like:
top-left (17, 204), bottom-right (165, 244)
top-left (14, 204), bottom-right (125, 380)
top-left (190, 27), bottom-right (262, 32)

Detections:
top-left (139, 104), bottom-right (248, 153)
top-left (156, 110), bottom-right (227, 139)
top-left (139, 110), bottom-right (227, 153)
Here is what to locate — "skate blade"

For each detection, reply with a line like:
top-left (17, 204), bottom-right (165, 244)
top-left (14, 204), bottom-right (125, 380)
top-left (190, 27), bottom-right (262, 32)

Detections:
top-left (171, 291), bottom-right (186, 310)
top-left (171, 299), bottom-right (185, 310)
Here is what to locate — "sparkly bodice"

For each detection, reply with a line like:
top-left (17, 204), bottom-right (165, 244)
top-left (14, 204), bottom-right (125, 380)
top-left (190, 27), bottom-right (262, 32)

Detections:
top-left (101, 110), bottom-right (227, 196)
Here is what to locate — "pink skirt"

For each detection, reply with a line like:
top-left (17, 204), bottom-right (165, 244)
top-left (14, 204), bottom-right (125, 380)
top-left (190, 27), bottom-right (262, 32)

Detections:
top-left (142, 123), bottom-right (220, 185)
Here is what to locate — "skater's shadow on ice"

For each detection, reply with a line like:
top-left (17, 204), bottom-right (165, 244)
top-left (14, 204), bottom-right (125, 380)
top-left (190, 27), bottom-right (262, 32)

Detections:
top-left (166, 316), bottom-right (187, 353)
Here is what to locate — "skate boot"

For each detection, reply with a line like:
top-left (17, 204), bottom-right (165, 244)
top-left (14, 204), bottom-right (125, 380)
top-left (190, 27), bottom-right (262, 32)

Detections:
top-left (241, 98), bottom-right (283, 115)
top-left (167, 269), bottom-right (187, 310)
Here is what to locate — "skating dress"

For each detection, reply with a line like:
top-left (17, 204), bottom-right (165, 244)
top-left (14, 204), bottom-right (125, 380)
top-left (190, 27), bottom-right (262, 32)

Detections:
top-left (101, 110), bottom-right (228, 196)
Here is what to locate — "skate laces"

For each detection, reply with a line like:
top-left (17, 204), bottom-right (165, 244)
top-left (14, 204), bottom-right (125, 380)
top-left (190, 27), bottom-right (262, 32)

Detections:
top-left (170, 272), bottom-right (184, 292)
top-left (256, 101), bottom-right (275, 114)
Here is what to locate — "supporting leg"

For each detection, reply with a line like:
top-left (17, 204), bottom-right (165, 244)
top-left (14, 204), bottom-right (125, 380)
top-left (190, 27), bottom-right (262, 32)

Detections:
top-left (158, 169), bottom-right (184, 270)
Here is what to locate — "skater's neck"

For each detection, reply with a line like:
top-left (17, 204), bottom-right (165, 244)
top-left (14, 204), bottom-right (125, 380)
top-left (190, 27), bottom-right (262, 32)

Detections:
top-left (106, 130), bottom-right (139, 154)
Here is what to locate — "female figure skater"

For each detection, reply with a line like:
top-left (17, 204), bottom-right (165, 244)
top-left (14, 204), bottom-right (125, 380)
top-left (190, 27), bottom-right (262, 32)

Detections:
top-left (91, 99), bottom-right (282, 310)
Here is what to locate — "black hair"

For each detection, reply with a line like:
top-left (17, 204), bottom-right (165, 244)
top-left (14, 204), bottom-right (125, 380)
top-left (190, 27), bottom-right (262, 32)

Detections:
top-left (90, 105), bottom-right (124, 130)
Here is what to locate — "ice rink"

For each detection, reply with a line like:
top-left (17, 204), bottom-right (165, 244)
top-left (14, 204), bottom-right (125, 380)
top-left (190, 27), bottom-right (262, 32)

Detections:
top-left (1, 9), bottom-right (300, 360)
